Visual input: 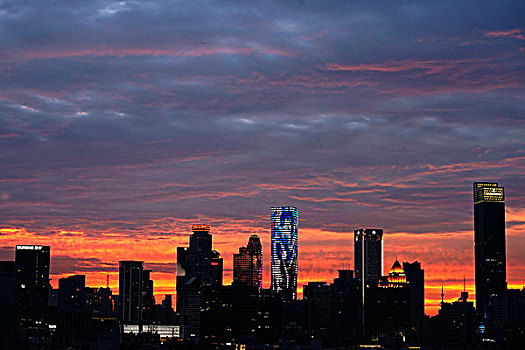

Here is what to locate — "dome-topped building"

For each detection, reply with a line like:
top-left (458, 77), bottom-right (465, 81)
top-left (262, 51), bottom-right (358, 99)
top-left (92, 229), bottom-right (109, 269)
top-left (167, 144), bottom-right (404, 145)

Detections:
top-left (379, 259), bottom-right (408, 287)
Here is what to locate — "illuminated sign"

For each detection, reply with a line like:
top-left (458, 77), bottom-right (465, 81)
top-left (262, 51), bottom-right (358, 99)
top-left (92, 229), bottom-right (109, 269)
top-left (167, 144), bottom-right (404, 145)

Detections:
top-left (482, 187), bottom-right (504, 201)
top-left (16, 245), bottom-right (43, 250)
top-left (122, 324), bottom-right (181, 338)
top-left (191, 225), bottom-right (211, 232)
top-left (474, 182), bottom-right (504, 203)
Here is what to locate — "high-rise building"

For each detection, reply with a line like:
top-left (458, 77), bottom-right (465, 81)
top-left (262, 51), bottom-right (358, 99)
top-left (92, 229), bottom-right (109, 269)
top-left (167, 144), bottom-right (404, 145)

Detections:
top-left (177, 225), bottom-right (223, 288)
top-left (473, 182), bottom-right (506, 315)
top-left (119, 260), bottom-right (144, 324)
top-left (354, 229), bottom-right (383, 337)
top-left (403, 261), bottom-right (425, 329)
top-left (270, 206), bottom-right (298, 300)
top-left (354, 229), bottom-right (383, 285)
top-left (176, 225), bottom-right (223, 339)
top-left (233, 234), bottom-right (263, 291)
top-left (14, 245), bottom-right (50, 339)
top-left (142, 270), bottom-right (155, 322)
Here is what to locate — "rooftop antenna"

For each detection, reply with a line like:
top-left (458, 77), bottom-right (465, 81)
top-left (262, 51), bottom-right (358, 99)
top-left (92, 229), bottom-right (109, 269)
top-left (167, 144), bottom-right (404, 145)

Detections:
top-left (464, 275), bottom-right (466, 293)
top-left (441, 282), bottom-right (444, 304)
top-left (106, 274), bottom-right (110, 288)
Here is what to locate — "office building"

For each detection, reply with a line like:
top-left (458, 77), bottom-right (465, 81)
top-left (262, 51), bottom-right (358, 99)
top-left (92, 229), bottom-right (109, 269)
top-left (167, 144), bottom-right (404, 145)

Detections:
top-left (233, 233), bottom-right (263, 290)
top-left (403, 261), bottom-right (425, 334)
top-left (177, 225), bottom-right (223, 288)
top-left (14, 245), bottom-right (51, 342)
top-left (142, 270), bottom-right (155, 322)
top-left (271, 206), bottom-right (298, 300)
top-left (176, 225), bottom-right (223, 339)
top-left (119, 260), bottom-right (144, 324)
top-left (474, 182), bottom-right (506, 315)
top-left (354, 229), bottom-right (383, 284)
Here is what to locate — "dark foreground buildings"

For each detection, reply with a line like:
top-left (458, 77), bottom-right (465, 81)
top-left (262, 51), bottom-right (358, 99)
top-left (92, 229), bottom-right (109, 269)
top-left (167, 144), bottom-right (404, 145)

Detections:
top-left (2, 182), bottom-right (524, 349)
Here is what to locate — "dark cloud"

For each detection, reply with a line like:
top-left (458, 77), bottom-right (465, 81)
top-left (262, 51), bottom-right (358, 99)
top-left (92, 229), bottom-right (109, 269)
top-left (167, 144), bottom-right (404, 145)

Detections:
top-left (0, 0), bottom-right (523, 240)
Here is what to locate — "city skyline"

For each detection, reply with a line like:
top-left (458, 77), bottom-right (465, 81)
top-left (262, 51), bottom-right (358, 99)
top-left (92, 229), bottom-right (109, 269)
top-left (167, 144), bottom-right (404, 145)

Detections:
top-left (1, 0), bottom-right (524, 319)
top-left (1, 189), bottom-right (523, 318)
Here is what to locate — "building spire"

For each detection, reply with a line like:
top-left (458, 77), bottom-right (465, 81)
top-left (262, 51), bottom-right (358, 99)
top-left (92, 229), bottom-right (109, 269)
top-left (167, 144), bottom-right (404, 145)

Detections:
top-left (464, 275), bottom-right (466, 293)
top-left (441, 282), bottom-right (444, 304)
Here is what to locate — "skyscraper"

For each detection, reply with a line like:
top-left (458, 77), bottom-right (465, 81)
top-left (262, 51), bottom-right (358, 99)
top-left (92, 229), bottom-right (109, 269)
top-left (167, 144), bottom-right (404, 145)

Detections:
top-left (354, 229), bottom-right (383, 284)
top-left (176, 225), bottom-right (223, 339)
top-left (270, 206), bottom-right (298, 300)
top-left (118, 260), bottom-right (144, 324)
top-left (474, 182), bottom-right (506, 315)
top-left (14, 245), bottom-right (51, 341)
top-left (403, 261), bottom-right (425, 328)
top-left (233, 234), bottom-right (263, 291)
top-left (354, 229), bottom-right (382, 339)
top-left (142, 270), bottom-right (155, 322)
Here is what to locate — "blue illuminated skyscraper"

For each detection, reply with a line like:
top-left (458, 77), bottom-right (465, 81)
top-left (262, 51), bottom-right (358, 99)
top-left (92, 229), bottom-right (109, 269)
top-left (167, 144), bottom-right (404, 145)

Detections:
top-left (270, 206), bottom-right (298, 300)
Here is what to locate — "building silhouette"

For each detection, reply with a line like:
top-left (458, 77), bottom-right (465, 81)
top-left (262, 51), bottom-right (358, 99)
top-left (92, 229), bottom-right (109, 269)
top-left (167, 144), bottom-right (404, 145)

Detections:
top-left (487, 288), bottom-right (525, 348)
top-left (422, 291), bottom-right (476, 349)
top-left (14, 245), bottom-right (51, 345)
top-left (142, 269), bottom-right (155, 322)
top-left (367, 259), bottom-right (410, 343)
top-left (474, 182), bottom-right (506, 316)
top-left (271, 206), bottom-right (298, 300)
top-left (176, 225), bottom-right (223, 339)
top-left (303, 281), bottom-right (331, 340)
top-left (403, 261), bottom-right (425, 334)
top-left (233, 233), bottom-right (263, 291)
top-left (118, 260), bottom-right (144, 324)
top-left (0, 261), bottom-right (15, 347)
top-left (329, 270), bottom-right (361, 346)
top-left (59, 274), bottom-right (86, 307)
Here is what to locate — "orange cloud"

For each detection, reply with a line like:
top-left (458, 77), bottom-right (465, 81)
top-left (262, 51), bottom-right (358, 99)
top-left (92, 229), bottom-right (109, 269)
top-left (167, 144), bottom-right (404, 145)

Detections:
top-left (1, 219), bottom-right (524, 316)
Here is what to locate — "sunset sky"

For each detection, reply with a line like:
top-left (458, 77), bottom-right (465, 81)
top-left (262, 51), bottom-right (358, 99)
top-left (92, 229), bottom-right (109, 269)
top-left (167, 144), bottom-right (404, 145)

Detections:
top-left (1, 0), bottom-right (524, 316)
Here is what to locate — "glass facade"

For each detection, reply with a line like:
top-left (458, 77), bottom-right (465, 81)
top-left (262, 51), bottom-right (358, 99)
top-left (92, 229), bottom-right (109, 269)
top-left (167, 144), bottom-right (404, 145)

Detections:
top-left (233, 234), bottom-right (263, 291)
top-left (354, 229), bottom-right (383, 284)
top-left (270, 206), bottom-right (298, 300)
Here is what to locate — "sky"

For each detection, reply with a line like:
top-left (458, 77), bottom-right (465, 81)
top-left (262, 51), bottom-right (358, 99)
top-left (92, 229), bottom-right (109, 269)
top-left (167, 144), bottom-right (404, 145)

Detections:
top-left (0, 0), bottom-right (524, 316)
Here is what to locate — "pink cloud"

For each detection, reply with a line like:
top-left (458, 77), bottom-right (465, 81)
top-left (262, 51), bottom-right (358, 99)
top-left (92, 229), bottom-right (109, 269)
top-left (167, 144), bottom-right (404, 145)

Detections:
top-left (485, 28), bottom-right (525, 40)
top-left (4, 45), bottom-right (296, 63)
